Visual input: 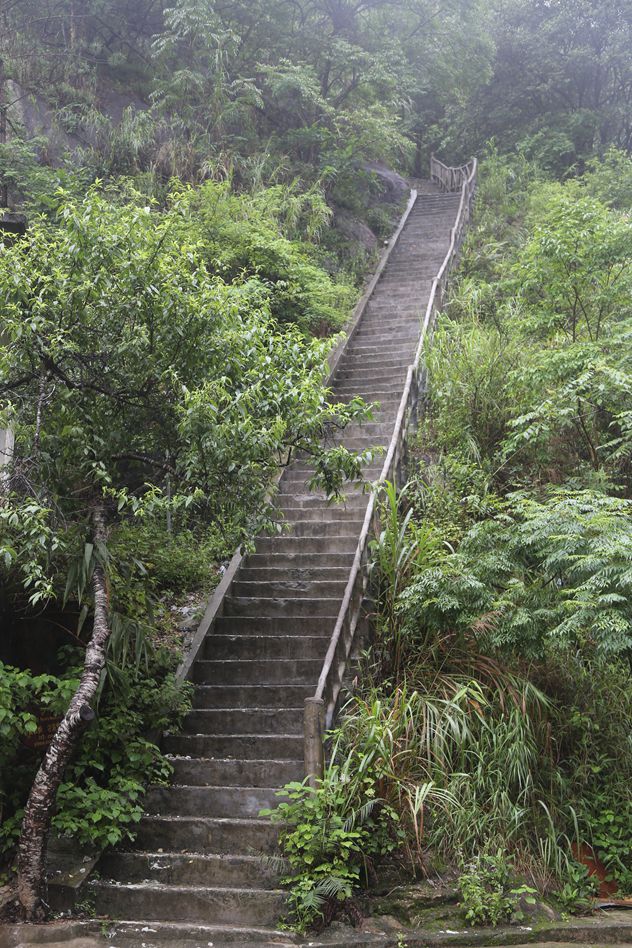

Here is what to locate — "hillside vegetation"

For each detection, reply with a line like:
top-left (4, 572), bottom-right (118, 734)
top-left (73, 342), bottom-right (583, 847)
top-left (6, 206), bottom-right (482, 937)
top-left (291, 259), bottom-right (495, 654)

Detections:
top-left (0, 0), bottom-right (631, 930)
top-left (271, 151), bottom-right (632, 930)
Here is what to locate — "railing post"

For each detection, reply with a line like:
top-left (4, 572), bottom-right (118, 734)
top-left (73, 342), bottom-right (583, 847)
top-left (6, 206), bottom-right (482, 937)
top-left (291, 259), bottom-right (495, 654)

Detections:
top-left (304, 697), bottom-right (325, 787)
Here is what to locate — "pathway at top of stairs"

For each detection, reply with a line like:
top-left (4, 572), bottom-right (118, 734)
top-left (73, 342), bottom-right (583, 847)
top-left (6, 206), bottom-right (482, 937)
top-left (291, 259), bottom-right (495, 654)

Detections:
top-left (93, 184), bottom-right (463, 946)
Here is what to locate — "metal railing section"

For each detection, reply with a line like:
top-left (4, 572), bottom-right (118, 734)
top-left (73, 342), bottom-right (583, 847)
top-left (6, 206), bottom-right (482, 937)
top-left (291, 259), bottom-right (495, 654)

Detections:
top-left (304, 157), bottom-right (478, 784)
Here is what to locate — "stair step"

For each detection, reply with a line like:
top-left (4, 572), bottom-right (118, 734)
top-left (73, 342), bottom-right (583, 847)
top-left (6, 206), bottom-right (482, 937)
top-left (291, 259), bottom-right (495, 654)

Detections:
top-left (244, 551), bottom-right (355, 569)
top-left (93, 881), bottom-right (286, 926)
top-left (133, 815), bottom-right (279, 854)
top-left (163, 732), bottom-right (304, 759)
top-left (168, 756), bottom-right (304, 787)
top-left (253, 536), bottom-right (360, 554)
top-left (202, 634), bottom-right (328, 660)
top-left (275, 492), bottom-right (366, 509)
top-left (238, 566), bottom-right (350, 582)
top-left (232, 578), bottom-right (347, 598)
top-left (193, 684), bottom-right (313, 709)
top-left (144, 784), bottom-right (284, 818)
top-left (100, 851), bottom-right (283, 888)
top-left (212, 615), bottom-right (335, 635)
top-left (184, 707), bottom-right (304, 735)
top-left (337, 355), bottom-right (409, 370)
top-left (276, 506), bottom-right (367, 523)
top-left (103, 920), bottom-right (297, 947)
top-left (224, 596), bottom-right (343, 619)
top-left (264, 518), bottom-right (365, 538)
top-left (192, 657), bottom-right (322, 685)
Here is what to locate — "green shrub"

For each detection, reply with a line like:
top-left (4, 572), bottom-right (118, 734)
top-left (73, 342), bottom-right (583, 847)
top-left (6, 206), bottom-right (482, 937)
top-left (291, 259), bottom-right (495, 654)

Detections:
top-left (0, 654), bottom-right (191, 861)
top-left (263, 769), bottom-right (399, 932)
top-left (458, 852), bottom-right (514, 927)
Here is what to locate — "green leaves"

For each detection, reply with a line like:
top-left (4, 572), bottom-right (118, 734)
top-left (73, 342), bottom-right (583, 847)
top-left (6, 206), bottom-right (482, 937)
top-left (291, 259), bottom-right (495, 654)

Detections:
top-left (0, 182), bottom-right (370, 610)
top-left (264, 766), bottom-right (398, 932)
top-left (401, 490), bottom-right (632, 660)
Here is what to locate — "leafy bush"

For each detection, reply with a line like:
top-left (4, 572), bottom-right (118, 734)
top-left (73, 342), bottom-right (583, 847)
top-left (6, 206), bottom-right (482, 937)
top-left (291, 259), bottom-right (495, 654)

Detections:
top-left (263, 768), bottom-right (399, 932)
top-left (585, 803), bottom-right (632, 896)
top-left (458, 852), bottom-right (514, 926)
top-left (368, 155), bottom-right (632, 909)
top-left (0, 654), bottom-right (191, 860)
top-left (110, 521), bottom-right (227, 597)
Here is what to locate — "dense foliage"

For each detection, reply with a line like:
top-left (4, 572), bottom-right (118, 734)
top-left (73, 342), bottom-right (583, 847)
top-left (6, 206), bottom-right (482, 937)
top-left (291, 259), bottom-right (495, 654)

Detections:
top-left (1, 0), bottom-right (632, 932)
top-left (272, 151), bottom-right (632, 930)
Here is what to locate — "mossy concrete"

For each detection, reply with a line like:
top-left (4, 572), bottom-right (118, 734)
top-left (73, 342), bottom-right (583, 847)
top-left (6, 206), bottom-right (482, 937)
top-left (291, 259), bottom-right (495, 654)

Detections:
top-left (3, 910), bottom-right (632, 947)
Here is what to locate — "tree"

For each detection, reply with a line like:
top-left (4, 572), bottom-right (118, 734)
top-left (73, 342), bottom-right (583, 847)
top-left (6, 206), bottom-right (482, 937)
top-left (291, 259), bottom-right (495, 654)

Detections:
top-left (459, 0), bottom-right (632, 171)
top-left (0, 184), bottom-right (367, 919)
top-left (503, 189), bottom-right (632, 482)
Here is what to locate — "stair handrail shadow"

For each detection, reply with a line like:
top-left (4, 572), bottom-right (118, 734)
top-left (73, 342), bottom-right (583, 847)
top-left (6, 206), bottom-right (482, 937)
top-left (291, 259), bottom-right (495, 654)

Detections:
top-left (304, 156), bottom-right (478, 784)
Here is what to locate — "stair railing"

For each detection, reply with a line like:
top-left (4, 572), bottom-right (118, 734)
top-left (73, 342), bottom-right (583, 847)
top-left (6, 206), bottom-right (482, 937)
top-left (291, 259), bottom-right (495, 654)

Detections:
top-left (304, 156), bottom-right (478, 784)
top-left (430, 154), bottom-right (473, 194)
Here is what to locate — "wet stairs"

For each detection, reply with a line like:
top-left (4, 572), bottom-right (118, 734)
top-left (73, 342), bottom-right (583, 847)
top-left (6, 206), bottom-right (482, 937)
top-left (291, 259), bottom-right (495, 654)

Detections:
top-left (94, 184), bottom-right (463, 946)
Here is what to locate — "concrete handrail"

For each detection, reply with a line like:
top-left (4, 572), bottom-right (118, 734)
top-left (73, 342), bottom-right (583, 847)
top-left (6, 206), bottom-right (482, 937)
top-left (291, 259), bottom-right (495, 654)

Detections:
top-left (304, 157), bottom-right (478, 783)
top-left (178, 189), bottom-right (419, 684)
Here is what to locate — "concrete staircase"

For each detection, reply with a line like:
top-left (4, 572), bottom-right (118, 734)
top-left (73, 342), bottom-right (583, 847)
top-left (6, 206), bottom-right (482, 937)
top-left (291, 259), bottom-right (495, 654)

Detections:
top-left (94, 185), bottom-right (463, 946)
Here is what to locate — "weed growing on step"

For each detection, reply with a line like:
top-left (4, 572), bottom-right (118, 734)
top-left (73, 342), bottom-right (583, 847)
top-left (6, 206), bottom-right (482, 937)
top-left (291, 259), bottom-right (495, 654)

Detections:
top-left (262, 765), bottom-right (401, 932)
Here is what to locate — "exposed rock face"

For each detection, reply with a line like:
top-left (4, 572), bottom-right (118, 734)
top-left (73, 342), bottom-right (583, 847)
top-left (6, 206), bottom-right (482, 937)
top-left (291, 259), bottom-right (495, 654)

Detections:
top-left (364, 163), bottom-right (410, 203)
top-left (333, 207), bottom-right (379, 253)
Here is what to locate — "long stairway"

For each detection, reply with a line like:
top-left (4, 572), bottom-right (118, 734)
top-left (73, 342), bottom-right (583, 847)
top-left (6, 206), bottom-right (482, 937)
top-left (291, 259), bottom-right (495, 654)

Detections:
top-left (94, 184), bottom-right (463, 946)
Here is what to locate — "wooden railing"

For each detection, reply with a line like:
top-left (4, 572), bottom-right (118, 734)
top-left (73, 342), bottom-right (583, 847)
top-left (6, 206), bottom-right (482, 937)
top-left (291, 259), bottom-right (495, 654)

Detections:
top-left (430, 155), bottom-right (474, 194)
top-left (304, 156), bottom-right (478, 783)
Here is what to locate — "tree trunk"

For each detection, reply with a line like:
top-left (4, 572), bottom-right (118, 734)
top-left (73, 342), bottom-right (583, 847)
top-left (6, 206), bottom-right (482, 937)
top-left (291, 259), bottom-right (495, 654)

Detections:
top-left (17, 507), bottom-right (110, 922)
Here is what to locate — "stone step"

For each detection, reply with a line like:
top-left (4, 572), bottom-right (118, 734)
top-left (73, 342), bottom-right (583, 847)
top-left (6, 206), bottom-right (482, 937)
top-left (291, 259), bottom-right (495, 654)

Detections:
top-left (275, 492), bottom-right (367, 509)
top-left (336, 390), bottom-right (403, 405)
top-left (330, 420), bottom-right (395, 436)
top-left (163, 732), bottom-right (303, 760)
top-left (191, 658), bottom-right (323, 685)
top-left (334, 381), bottom-right (404, 396)
top-left (337, 331), bottom-right (405, 347)
top-left (144, 784), bottom-right (284, 818)
top-left (352, 324), bottom-right (419, 336)
top-left (213, 615), bottom-right (335, 635)
top-left (350, 319), bottom-right (420, 332)
top-left (100, 851), bottom-right (283, 888)
top-left (342, 344), bottom-right (415, 359)
top-left (169, 756), bottom-right (304, 787)
top-left (184, 707), bottom-right (304, 735)
top-left (93, 881), bottom-right (286, 927)
top-left (132, 815), bottom-right (279, 854)
top-left (287, 457), bottom-right (382, 474)
top-left (337, 354), bottom-right (410, 371)
top-left (253, 535), bottom-right (360, 554)
top-left (339, 342), bottom-right (412, 358)
top-left (329, 436), bottom-right (389, 451)
top-left (334, 359), bottom-right (410, 378)
top-left (233, 577), bottom-right (348, 597)
top-left (263, 518), bottom-right (365, 538)
top-left (103, 920), bottom-right (297, 947)
top-left (238, 565), bottom-right (351, 583)
top-left (192, 685), bottom-right (313, 710)
top-left (245, 551), bottom-right (355, 569)
top-left (201, 633), bottom-right (327, 660)
top-left (274, 507), bottom-right (369, 525)
top-left (223, 595), bottom-right (342, 618)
